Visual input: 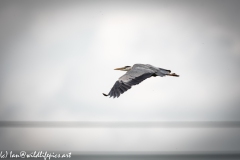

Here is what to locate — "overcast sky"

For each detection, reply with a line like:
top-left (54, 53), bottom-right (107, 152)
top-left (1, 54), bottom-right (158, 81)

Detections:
top-left (0, 0), bottom-right (240, 153)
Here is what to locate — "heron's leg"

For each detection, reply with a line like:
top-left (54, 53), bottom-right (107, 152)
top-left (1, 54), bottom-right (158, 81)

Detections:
top-left (168, 73), bottom-right (179, 77)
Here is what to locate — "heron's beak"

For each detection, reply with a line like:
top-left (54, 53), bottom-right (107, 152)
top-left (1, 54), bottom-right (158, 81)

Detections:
top-left (114, 67), bottom-right (125, 70)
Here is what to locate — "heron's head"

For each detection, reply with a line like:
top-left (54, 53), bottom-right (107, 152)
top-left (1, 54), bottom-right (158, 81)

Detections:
top-left (114, 66), bottom-right (132, 71)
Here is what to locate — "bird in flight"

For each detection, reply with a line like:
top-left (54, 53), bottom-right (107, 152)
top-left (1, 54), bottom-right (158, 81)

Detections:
top-left (103, 63), bottom-right (179, 98)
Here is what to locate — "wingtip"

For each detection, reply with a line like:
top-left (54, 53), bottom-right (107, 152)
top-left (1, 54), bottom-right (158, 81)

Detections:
top-left (102, 93), bottom-right (109, 96)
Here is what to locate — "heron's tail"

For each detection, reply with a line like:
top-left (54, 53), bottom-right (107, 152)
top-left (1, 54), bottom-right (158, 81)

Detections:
top-left (168, 73), bottom-right (179, 77)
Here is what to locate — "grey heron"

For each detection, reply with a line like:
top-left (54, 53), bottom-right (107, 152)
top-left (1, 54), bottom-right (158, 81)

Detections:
top-left (103, 64), bottom-right (179, 98)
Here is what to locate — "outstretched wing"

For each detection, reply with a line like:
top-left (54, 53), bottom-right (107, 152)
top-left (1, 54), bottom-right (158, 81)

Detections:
top-left (108, 64), bottom-right (155, 98)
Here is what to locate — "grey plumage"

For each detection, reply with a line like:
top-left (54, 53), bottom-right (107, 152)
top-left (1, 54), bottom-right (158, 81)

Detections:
top-left (103, 64), bottom-right (179, 98)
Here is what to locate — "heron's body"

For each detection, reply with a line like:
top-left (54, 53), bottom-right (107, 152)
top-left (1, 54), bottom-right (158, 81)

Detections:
top-left (103, 64), bottom-right (179, 98)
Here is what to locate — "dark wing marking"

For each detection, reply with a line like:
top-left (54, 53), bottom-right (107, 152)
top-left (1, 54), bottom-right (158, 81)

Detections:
top-left (108, 81), bottom-right (132, 98)
top-left (159, 68), bottom-right (171, 74)
top-left (125, 72), bottom-right (153, 86)
top-left (108, 73), bottom-right (154, 98)
top-left (145, 64), bottom-right (171, 77)
top-left (155, 68), bottom-right (171, 77)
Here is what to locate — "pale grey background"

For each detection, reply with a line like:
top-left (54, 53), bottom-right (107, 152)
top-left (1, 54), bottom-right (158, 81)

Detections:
top-left (0, 0), bottom-right (240, 153)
